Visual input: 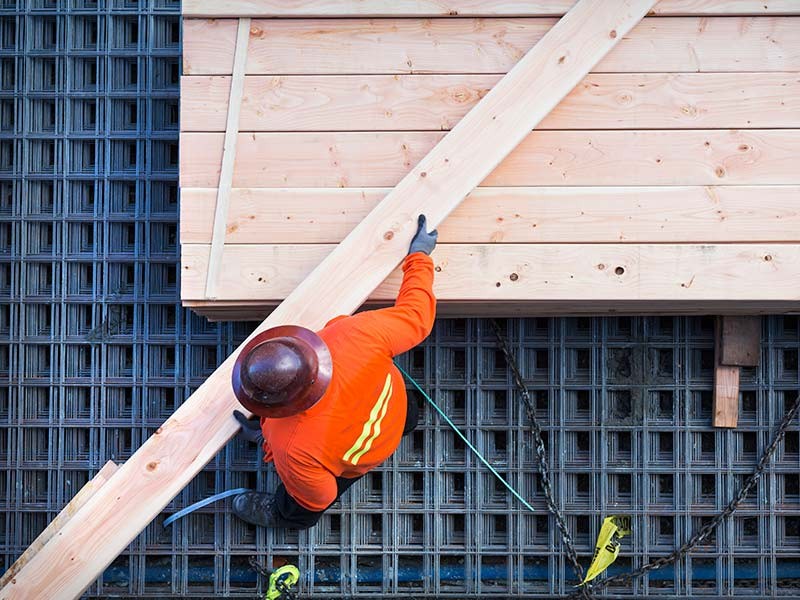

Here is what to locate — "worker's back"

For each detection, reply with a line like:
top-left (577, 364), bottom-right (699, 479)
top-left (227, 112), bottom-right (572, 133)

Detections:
top-left (261, 253), bottom-right (436, 511)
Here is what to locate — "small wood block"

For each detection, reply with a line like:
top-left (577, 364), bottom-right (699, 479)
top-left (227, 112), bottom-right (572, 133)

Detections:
top-left (713, 316), bottom-right (740, 428)
top-left (713, 363), bottom-right (740, 428)
top-left (719, 316), bottom-right (761, 367)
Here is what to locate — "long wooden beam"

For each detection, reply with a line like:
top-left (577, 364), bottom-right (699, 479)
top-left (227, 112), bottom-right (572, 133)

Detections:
top-left (183, 1), bottom-right (800, 18)
top-left (183, 17), bottom-right (800, 75)
top-left (180, 72), bottom-right (800, 132)
top-left (180, 243), bottom-right (800, 302)
top-left (179, 129), bottom-right (800, 188)
top-left (0, 2), bottom-right (655, 597)
top-left (180, 186), bottom-right (800, 244)
top-left (0, 462), bottom-right (119, 589)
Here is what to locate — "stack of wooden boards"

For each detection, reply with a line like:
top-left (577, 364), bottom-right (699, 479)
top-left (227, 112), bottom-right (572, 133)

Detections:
top-left (180, 1), bottom-right (800, 321)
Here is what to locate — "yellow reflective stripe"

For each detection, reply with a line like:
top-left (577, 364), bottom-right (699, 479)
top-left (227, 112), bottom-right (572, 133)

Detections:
top-left (342, 373), bottom-right (392, 463)
top-left (350, 379), bottom-right (393, 466)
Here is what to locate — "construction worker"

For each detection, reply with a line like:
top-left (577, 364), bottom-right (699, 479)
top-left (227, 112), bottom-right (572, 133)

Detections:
top-left (230, 215), bottom-right (438, 529)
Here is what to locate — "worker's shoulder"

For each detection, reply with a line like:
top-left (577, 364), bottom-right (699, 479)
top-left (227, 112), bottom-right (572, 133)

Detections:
top-left (320, 310), bottom-right (382, 342)
top-left (322, 314), bottom-right (349, 329)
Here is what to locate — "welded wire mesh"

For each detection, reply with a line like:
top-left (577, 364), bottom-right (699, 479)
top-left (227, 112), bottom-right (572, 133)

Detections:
top-left (1, 2), bottom-right (799, 598)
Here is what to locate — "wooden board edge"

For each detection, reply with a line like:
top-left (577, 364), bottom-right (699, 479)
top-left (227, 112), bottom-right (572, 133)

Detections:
top-left (0, 461), bottom-right (120, 591)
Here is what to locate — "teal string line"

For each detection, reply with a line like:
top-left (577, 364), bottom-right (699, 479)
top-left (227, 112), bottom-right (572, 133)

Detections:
top-left (167, 367), bottom-right (536, 527)
top-left (396, 363), bottom-right (536, 513)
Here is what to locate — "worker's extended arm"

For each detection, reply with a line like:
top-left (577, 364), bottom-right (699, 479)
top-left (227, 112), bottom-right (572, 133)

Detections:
top-left (353, 215), bottom-right (437, 356)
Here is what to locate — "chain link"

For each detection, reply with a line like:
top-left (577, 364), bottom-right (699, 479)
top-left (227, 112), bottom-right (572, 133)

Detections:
top-left (491, 318), bottom-right (800, 598)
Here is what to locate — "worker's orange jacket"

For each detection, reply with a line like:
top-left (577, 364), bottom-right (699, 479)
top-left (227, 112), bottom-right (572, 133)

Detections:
top-left (260, 252), bottom-right (436, 511)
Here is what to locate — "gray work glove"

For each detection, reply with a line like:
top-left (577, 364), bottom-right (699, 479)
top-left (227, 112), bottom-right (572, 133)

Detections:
top-left (408, 214), bottom-right (438, 256)
top-left (233, 410), bottom-right (264, 445)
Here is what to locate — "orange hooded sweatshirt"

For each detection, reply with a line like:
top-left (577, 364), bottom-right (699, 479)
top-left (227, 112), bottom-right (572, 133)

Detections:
top-left (260, 252), bottom-right (436, 511)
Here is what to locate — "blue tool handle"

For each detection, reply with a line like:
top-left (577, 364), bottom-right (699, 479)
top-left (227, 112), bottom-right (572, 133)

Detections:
top-left (163, 487), bottom-right (250, 527)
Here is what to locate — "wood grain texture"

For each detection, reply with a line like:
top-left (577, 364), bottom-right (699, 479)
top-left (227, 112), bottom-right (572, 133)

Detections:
top-left (714, 317), bottom-right (741, 427)
top-left (204, 17), bottom-right (250, 299)
top-left (7, 2), bottom-right (654, 597)
top-left (0, 462), bottom-right (119, 591)
top-left (713, 363), bottom-right (741, 427)
top-left (180, 243), bottom-right (800, 302)
top-left (180, 186), bottom-right (800, 244)
top-left (719, 315), bottom-right (761, 366)
top-left (183, 17), bottom-right (800, 75)
top-left (183, 0), bottom-right (800, 17)
top-left (180, 72), bottom-right (800, 132)
top-left (179, 129), bottom-right (800, 188)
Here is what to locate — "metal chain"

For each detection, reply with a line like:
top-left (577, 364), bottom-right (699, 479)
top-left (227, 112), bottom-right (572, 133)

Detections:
top-left (582, 390), bottom-right (800, 595)
top-left (490, 320), bottom-right (589, 596)
top-left (491, 319), bottom-right (800, 598)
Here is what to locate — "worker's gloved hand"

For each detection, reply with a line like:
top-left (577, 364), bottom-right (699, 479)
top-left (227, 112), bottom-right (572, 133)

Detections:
top-left (408, 214), bottom-right (438, 256)
top-left (233, 410), bottom-right (264, 445)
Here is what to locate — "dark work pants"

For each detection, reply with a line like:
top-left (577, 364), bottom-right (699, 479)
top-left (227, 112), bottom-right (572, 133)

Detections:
top-left (269, 395), bottom-right (420, 530)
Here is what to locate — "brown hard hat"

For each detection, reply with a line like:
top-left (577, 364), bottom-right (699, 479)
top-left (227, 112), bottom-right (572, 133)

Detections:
top-left (232, 325), bottom-right (332, 418)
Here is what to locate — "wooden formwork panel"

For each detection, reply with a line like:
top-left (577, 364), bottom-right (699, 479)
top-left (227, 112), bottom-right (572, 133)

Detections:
top-left (179, 7), bottom-right (800, 319)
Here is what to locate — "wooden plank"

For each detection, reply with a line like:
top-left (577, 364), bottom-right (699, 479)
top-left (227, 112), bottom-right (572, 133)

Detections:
top-left (6, 2), bottom-right (654, 597)
top-left (180, 243), bottom-right (800, 302)
top-left (714, 317), bottom-right (740, 427)
top-left (0, 462), bottom-right (119, 590)
top-left (720, 315), bottom-right (762, 366)
top-left (182, 17), bottom-right (800, 75)
top-left (204, 17), bottom-right (250, 300)
top-left (180, 72), bottom-right (800, 132)
top-left (179, 129), bottom-right (800, 188)
top-left (187, 301), bottom-right (800, 321)
top-left (179, 185), bottom-right (800, 244)
top-left (713, 363), bottom-right (741, 427)
top-left (184, 0), bottom-right (800, 17)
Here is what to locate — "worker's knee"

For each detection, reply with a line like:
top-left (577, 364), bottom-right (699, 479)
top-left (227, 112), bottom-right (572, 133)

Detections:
top-left (270, 484), bottom-right (327, 530)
